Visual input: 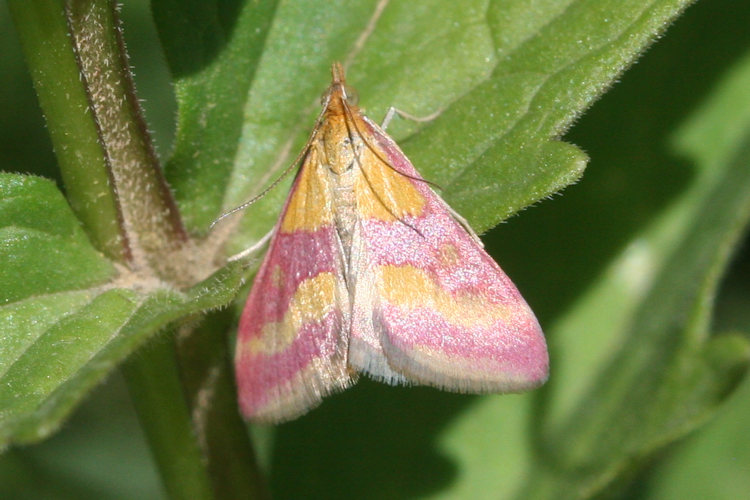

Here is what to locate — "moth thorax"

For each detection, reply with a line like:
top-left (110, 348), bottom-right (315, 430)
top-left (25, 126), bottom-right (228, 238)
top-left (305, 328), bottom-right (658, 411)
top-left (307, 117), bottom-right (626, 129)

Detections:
top-left (323, 126), bottom-right (363, 175)
top-left (330, 166), bottom-right (358, 258)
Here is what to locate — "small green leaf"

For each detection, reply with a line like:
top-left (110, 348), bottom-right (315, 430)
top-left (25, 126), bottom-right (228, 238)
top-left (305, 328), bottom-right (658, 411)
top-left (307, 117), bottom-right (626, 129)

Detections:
top-left (0, 174), bottom-right (246, 449)
top-left (0, 174), bottom-right (115, 303)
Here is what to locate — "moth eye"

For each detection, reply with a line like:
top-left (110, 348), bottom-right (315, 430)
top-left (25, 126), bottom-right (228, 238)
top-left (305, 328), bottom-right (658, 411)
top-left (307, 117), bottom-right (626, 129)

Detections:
top-left (344, 85), bottom-right (359, 106)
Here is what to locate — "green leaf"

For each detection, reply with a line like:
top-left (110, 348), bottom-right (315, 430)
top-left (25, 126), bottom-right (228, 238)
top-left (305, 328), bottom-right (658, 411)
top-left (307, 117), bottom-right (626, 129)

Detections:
top-left (154, 0), bottom-right (279, 232)
top-left (160, 0), bottom-right (690, 254)
top-left (515, 36), bottom-right (750, 500)
top-left (616, 47), bottom-right (750, 500)
top-left (0, 376), bottom-right (163, 500)
top-left (645, 346), bottom-right (750, 500)
top-left (0, 175), bottom-right (115, 303)
top-left (0, 174), bottom-right (246, 449)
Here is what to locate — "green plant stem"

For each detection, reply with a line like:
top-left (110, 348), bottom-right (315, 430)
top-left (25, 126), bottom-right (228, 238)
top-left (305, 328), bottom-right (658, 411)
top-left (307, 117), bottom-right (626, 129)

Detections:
top-left (63, 0), bottom-right (189, 279)
top-left (8, 0), bottom-right (123, 260)
top-left (123, 340), bottom-right (215, 500)
top-left (9, 1), bottom-right (265, 498)
top-left (176, 311), bottom-right (269, 499)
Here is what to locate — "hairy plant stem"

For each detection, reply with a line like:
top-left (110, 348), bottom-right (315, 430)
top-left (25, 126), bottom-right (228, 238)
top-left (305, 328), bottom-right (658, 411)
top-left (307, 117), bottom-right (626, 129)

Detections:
top-left (8, 1), bottom-right (266, 498)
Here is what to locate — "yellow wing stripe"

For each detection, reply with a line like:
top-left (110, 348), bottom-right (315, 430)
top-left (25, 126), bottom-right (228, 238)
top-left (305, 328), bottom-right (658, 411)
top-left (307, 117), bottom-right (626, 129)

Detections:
top-left (378, 264), bottom-right (513, 328)
top-left (281, 148), bottom-right (334, 233)
top-left (239, 271), bottom-right (337, 357)
top-left (356, 147), bottom-right (425, 221)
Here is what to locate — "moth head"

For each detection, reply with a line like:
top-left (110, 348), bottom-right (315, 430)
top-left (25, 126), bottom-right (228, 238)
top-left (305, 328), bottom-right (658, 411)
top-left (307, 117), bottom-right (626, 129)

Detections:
top-left (323, 62), bottom-right (359, 108)
top-left (321, 83), bottom-right (359, 108)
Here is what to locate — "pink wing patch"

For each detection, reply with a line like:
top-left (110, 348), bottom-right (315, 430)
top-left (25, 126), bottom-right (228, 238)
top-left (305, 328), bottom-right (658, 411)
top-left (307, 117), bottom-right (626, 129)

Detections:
top-left (353, 118), bottom-right (549, 392)
top-left (235, 175), bottom-right (353, 423)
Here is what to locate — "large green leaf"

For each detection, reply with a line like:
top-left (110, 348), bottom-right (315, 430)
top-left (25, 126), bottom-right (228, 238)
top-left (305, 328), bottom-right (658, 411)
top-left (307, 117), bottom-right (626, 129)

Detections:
top-left (0, 174), bottom-right (245, 449)
top-left (158, 0), bottom-right (690, 254)
top-left (154, 0), bottom-right (279, 232)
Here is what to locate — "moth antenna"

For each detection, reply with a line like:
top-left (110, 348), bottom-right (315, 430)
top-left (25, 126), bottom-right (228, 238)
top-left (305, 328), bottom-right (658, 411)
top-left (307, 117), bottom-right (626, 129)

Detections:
top-left (339, 97), bottom-right (477, 243)
top-left (354, 148), bottom-right (424, 238)
top-left (209, 100), bottom-right (332, 230)
top-left (340, 97), bottom-right (442, 191)
top-left (339, 95), bottom-right (424, 238)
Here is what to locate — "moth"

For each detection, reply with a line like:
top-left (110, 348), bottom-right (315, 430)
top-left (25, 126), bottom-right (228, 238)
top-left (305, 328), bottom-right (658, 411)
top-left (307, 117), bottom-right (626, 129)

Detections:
top-left (234, 63), bottom-right (548, 422)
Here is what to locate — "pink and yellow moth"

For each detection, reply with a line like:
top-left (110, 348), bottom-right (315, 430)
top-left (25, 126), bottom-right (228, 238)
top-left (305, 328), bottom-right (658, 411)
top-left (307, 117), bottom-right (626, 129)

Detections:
top-left (234, 63), bottom-right (548, 423)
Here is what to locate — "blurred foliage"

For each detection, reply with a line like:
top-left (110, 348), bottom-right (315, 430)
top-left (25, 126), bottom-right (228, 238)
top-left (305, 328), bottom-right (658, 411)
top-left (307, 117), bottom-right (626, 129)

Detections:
top-left (2, 0), bottom-right (750, 499)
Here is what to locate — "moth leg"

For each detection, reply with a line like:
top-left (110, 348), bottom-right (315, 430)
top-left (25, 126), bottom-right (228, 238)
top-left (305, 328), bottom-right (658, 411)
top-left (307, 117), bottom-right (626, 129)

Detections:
top-left (228, 228), bottom-right (274, 262)
top-left (380, 106), bottom-right (443, 130)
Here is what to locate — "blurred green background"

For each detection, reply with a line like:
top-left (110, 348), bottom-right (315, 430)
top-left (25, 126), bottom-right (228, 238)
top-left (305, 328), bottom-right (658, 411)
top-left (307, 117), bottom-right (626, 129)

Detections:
top-left (2, 0), bottom-right (749, 498)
